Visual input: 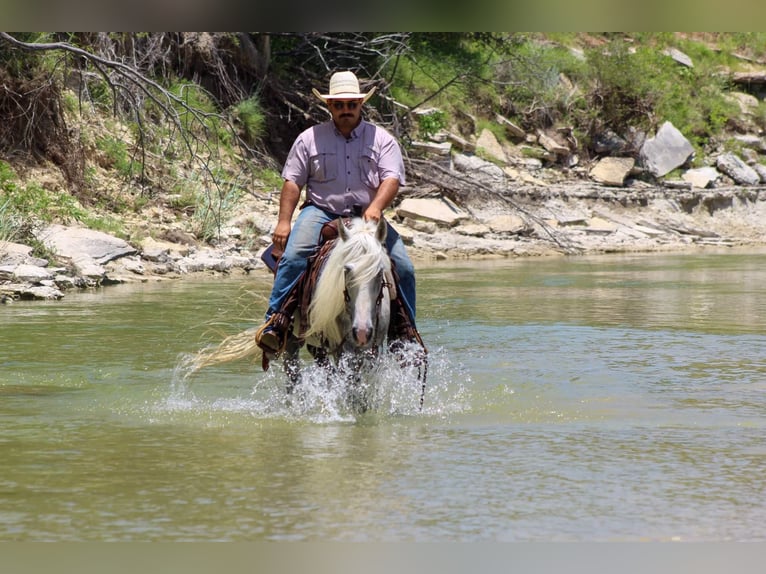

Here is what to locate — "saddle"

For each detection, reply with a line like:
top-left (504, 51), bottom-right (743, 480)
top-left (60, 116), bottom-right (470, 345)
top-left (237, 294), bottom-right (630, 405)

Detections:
top-left (258, 218), bottom-right (424, 370)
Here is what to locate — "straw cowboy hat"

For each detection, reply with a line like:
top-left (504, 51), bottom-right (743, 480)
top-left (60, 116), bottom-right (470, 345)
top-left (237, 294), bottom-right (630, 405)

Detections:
top-left (312, 71), bottom-right (376, 103)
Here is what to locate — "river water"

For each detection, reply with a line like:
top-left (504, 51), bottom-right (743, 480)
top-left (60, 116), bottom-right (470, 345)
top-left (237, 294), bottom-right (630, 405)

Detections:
top-left (1, 248), bottom-right (765, 542)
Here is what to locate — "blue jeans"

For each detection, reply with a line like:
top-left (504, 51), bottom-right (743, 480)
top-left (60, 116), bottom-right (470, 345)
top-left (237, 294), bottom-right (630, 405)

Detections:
top-left (266, 205), bottom-right (417, 326)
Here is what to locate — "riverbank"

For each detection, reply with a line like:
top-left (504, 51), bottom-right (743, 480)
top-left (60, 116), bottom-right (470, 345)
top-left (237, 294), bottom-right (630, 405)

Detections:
top-left (3, 176), bottom-right (766, 303)
top-left (4, 137), bottom-right (766, 303)
top-left (401, 181), bottom-right (766, 261)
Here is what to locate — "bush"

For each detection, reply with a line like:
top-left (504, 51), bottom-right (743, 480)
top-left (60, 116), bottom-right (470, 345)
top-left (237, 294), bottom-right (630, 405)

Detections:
top-left (233, 96), bottom-right (265, 145)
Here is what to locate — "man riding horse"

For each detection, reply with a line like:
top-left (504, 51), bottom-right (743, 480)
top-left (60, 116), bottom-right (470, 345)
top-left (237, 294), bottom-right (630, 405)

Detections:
top-left (255, 70), bottom-right (419, 363)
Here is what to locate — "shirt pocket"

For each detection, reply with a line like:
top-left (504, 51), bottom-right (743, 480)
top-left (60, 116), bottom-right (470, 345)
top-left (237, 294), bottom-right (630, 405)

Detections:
top-left (309, 153), bottom-right (337, 183)
top-left (360, 153), bottom-right (380, 189)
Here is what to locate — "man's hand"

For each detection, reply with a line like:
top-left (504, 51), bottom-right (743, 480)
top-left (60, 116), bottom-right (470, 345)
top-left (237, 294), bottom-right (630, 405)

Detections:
top-left (363, 205), bottom-right (383, 222)
top-left (271, 220), bottom-right (291, 250)
top-left (364, 177), bottom-right (399, 223)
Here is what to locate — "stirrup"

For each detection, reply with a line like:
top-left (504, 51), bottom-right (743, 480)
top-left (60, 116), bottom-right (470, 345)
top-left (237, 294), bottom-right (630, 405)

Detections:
top-left (255, 312), bottom-right (287, 356)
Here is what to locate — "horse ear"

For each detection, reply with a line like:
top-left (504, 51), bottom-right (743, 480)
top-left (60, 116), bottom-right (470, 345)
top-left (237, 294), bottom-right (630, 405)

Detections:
top-left (338, 218), bottom-right (349, 241)
top-left (375, 217), bottom-right (387, 244)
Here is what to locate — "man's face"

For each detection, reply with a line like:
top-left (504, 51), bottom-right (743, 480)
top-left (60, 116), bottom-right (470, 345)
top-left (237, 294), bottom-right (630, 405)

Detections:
top-left (328, 99), bottom-right (363, 131)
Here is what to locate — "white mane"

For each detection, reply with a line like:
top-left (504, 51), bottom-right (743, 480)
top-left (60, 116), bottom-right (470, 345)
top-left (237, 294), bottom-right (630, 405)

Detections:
top-left (306, 218), bottom-right (391, 348)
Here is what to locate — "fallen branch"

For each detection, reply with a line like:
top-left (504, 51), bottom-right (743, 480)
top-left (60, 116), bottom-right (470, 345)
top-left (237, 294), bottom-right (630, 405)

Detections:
top-left (406, 157), bottom-right (582, 254)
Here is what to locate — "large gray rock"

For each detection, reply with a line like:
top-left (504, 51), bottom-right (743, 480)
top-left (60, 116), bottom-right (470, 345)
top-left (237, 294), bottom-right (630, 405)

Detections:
top-left (452, 153), bottom-right (505, 184)
top-left (12, 264), bottom-right (54, 283)
top-left (396, 197), bottom-right (470, 227)
top-left (753, 163), bottom-right (766, 183)
top-left (716, 153), bottom-right (760, 185)
top-left (640, 121), bottom-right (694, 178)
top-left (37, 224), bottom-right (136, 264)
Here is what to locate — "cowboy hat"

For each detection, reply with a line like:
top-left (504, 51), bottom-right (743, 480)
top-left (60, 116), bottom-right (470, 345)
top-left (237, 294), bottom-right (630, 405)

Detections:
top-left (312, 71), bottom-right (377, 103)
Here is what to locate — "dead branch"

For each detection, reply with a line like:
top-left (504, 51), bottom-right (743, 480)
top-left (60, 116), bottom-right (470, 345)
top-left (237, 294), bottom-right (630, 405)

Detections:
top-left (406, 157), bottom-right (582, 254)
top-left (0, 32), bottom-right (262, 194)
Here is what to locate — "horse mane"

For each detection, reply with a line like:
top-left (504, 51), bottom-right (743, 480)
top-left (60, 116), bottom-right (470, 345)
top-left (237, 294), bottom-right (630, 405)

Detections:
top-left (306, 218), bottom-right (391, 348)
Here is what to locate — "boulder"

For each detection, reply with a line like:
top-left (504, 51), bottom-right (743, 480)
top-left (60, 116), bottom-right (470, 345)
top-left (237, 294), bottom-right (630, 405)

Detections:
top-left (475, 129), bottom-right (507, 163)
top-left (639, 121), bottom-right (694, 178)
top-left (589, 157), bottom-right (635, 186)
top-left (38, 224), bottom-right (136, 264)
top-left (396, 197), bottom-right (470, 227)
top-left (682, 167), bottom-right (720, 189)
top-left (716, 153), bottom-right (760, 185)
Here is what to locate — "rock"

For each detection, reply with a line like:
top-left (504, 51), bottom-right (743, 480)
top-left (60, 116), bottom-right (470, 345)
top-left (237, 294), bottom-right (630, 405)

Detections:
top-left (475, 128), bottom-right (507, 163)
top-left (732, 134), bottom-right (766, 152)
top-left (537, 129), bottom-right (570, 157)
top-left (38, 224), bottom-right (136, 264)
top-left (445, 132), bottom-right (476, 153)
top-left (389, 220), bottom-right (415, 245)
top-left (725, 92), bottom-right (759, 116)
top-left (24, 285), bottom-right (64, 300)
top-left (12, 264), bottom-right (53, 283)
top-left (397, 197), bottom-right (470, 227)
top-left (487, 214), bottom-right (529, 235)
top-left (753, 163), bottom-right (766, 183)
top-left (3, 283), bottom-right (64, 300)
top-left (585, 216), bottom-right (617, 234)
top-left (452, 153), bottom-right (505, 184)
top-left (682, 167), bottom-right (720, 189)
top-left (495, 114), bottom-right (526, 139)
top-left (593, 129), bottom-right (627, 155)
top-left (402, 217), bottom-right (437, 234)
top-left (589, 157), bottom-right (635, 186)
top-left (120, 256), bottom-right (146, 274)
top-left (411, 141), bottom-right (452, 156)
top-left (139, 236), bottom-right (191, 261)
top-left (663, 47), bottom-right (694, 67)
top-left (640, 121), bottom-right (695, 178)
top-left (0, 241), bottom-right (34, 265)
top-left (71, 254), bottom-right (106, 283)
top-left (716, 153), bottom-right (760, 185)
top-left (455, 223), bottom-right (490, 237)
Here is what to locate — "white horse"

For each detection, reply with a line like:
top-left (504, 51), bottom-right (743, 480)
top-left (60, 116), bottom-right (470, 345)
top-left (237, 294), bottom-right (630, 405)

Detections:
top-left (284, 217), bottom-right (395, 410)
top-left (188, 217), bottom-right (425, 413)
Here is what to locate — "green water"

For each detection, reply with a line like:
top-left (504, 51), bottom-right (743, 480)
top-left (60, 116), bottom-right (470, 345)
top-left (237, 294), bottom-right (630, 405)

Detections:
top-left (1, 249), bottom-right (765, 541)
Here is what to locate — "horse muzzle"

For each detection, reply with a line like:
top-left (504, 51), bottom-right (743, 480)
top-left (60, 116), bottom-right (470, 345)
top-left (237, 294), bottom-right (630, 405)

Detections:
top-left (351, 325), bottom-right (374, 348)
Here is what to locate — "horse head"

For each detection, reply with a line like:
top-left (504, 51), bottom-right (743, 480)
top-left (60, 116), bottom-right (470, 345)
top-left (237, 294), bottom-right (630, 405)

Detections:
top-left (338, 218), bottom-right (391, 350)
top-left (307, 217), bottom-right (392, 355)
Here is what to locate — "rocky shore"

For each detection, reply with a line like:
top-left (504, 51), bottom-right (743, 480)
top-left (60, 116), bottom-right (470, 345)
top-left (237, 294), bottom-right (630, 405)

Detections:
top-left (4, 120), bottom-right (766, 302)
top-left (3, 178), bottom-right (766, 304)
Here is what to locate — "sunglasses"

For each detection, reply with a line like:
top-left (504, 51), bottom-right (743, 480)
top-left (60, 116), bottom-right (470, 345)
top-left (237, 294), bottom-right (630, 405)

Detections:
top-left (331, 100), bottom-right (361, 111)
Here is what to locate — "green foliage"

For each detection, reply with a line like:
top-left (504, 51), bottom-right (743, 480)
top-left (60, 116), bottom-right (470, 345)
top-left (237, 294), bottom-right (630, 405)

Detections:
top-left (496, 36), bottom-right (588, 129)
top-left (175, 170), bottom-right (246, 243)
top-left (0, 160), bottom-right (120, 243)
top-left (581, 38), bottom-right (738, 151)
top-left (96, 135), bottom-right (134, 177)
top-left (386, 33), bottom-right (499, 110)
top-left (233, 96), bottom-right (265, 145)
top-left (584, 41), bottom-right (664, 135)
top-left (417, 110), bottom-right (447, 139)
top-left (167, 80), bottom-right (233, 145)
top-left (254, 167), bottom-right (284, 191)
top-left (0, 195), bottom-right (23, 244)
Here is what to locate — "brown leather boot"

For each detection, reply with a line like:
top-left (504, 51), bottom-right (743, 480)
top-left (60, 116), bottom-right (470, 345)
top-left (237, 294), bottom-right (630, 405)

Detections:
top-left (255, 312), bottom-right (290, 355)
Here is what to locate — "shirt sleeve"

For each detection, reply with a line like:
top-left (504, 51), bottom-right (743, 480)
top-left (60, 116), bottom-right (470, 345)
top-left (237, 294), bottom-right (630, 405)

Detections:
top-left (281, 134), bottom-right (309, 188)
top-left (376, 131), bottom-right (406, 187)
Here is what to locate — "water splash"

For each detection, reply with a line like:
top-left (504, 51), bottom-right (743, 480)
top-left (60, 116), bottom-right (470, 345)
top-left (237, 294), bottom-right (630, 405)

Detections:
top-left (163, 343), bottom-right (471, 423)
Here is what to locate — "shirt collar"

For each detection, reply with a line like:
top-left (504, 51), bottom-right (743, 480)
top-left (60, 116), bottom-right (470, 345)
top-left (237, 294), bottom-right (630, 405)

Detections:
top-left (332, 119), bottom-right (364, 140)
